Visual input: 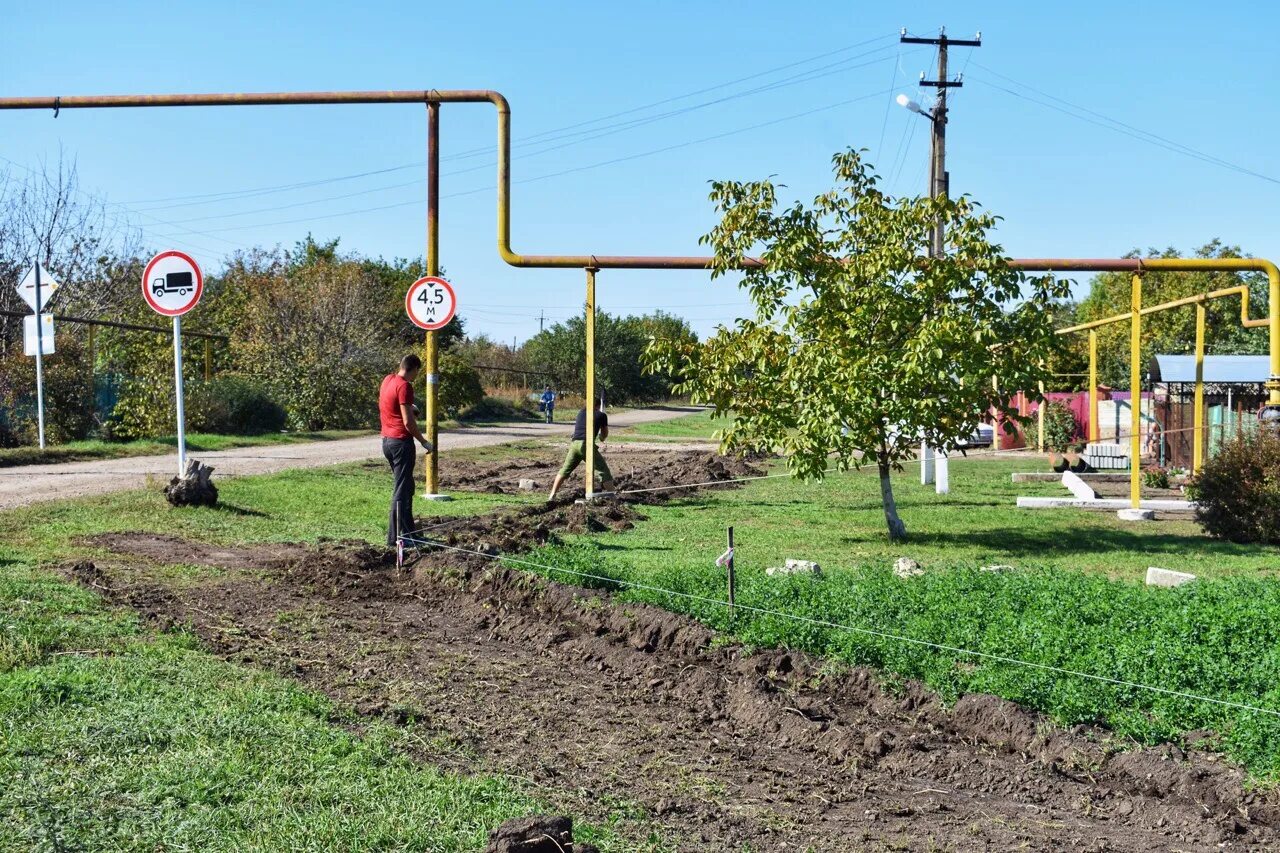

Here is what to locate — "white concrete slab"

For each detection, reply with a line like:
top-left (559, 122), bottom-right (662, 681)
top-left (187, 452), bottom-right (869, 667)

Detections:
top-left (1016, 497), bottom-right (1195, 512)
top-left (1061, 471), bottom-right (1097, 500)
top-left (1146, 566), bottom-right (1196, 587)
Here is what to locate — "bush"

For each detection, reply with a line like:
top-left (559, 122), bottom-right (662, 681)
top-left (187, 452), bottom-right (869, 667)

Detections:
top-left (1025, 401), bottom-right (1079, 451)
top-left (1190, 428), bottom-right (1280, 543)
top-left (1142, 466), bottom-right (1170, 490)
top-left (437, 353), bottom-right (484, 417)
top-left (0, 335), bottom-right (97, 444)
top-left (188, 376), bottom-right (287, 434)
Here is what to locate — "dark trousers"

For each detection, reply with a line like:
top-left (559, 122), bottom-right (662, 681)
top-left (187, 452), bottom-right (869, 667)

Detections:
top-left (382, 437), bottom-right (416, 547)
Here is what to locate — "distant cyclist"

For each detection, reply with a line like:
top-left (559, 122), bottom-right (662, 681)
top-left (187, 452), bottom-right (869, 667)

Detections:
top-left (540, 386), bottom-right (556, 424)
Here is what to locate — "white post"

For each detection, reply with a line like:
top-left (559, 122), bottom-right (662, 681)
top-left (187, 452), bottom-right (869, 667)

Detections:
top-left (33, 263), bottom-right (46, 449)
top-left (920, 439), bottom-right (935, 485)
top-left (935, 449), bottom-right (949, 494)
top-left (173, 316), bottom-right (187, 475)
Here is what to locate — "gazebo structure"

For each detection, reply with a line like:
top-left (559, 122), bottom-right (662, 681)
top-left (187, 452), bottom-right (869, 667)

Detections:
top-left (1150, 354), bottom-right (1267, 468)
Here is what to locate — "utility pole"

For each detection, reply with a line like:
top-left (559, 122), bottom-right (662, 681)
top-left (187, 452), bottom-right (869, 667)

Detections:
top-left (900, 27), bottom-right (980, 258)
top-left (539, 310), bottom-right (544, 333)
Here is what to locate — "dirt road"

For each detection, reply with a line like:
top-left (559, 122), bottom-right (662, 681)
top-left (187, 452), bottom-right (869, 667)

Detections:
top-left (0, 407), bottom-right (700, 510)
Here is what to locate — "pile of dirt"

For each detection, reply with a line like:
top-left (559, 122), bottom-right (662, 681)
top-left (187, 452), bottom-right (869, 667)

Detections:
top-left (73, 535), bottom-right (1280, 849)
top-left (438, 447), bottom-right (762, 502)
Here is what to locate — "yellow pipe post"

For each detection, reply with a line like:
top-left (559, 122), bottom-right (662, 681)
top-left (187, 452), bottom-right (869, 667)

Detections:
top-left (584, 267), bottom-right (597, 499)
top-left (1129, 274), bottom-right (1142, 509)
top-left (1193, 302), bottom-right (1206, 473)
top-left (1088, 331), bottom-right (1098, 442)
top-left (1037, 379), bottom-right (1046, 453)
top-left (424, 101), bottom-right (443, 498)
top-left (87, 324), bottom-right (95, 412)
top-left (203, 338), bottom-right (211, 382)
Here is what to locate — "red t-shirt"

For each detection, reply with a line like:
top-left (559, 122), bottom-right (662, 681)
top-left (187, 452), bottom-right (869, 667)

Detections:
top-left (379, 374), bottom-right (414, 439)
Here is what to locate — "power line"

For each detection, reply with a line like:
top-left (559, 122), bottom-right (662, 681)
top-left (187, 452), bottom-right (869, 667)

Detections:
top-left (189, 87), bottom-right (898, 235)
top-left (966, 64), bottom-right (1280, 186)
top-left (121, 34), bottom-right (900, 210)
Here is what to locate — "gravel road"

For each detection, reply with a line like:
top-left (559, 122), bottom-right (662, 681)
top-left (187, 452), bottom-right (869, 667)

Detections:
top-left (0, 407), bottom-right (701, 510)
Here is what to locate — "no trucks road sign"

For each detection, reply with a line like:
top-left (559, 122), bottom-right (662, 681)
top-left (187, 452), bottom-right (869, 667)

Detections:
top-left (406, 276), bottom-right (457, 331)
top-left (142, 250), bottom-right (204, 317)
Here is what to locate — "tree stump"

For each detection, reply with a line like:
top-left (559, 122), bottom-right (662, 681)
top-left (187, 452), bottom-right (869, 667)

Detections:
top-left (483, 816), bottom-right (598, 853)
top-left (164, 459), bottom-right (218, 508)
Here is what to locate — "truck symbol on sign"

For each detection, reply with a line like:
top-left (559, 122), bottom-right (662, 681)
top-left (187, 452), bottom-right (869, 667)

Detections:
top-left (152, 271), bottom-right (193, 297)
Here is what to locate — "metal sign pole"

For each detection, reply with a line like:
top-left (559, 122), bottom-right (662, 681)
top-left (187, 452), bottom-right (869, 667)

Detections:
top-left (33, 263), bottom-right (46, 449)
top-left (173, 316), bottom-right (187, 475)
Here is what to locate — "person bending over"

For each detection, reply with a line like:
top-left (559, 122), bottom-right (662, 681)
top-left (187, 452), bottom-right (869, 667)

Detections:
top-left (380, 354), bottom-right (434, 547)
top-left (548, 400), bottom-right (615, 501)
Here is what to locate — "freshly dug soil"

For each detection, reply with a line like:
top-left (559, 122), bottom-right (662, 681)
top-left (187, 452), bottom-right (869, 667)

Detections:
top-left (75, 531), bottom-right (1279, 851)
top-left (438, 445), bottom-right (763, 504)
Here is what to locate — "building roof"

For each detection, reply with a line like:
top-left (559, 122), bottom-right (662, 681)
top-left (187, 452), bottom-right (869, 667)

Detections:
top-left (1150, 354), bottom-right (1269, 384)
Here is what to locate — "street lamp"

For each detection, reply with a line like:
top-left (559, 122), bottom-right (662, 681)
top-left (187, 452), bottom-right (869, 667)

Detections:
top-left (895, 93), bottom-right (931, 119)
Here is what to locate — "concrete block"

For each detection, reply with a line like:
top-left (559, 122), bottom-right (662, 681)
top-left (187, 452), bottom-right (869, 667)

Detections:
top-left (893, 557), bottom-right (924, 579)
top-left (1061, 471), bottom-right (1096, 500)
top-left (767, 558), bottom-right (822, 577)
top-left (1117, 508), bottom-right (1156, 521)
top-left (517, 478), bottom-right (538, 491)
top-left (1146, 566), bottom-right (1196, 588)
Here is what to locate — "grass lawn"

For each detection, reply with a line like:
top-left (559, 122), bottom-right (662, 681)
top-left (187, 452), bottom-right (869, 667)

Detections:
top-left (0, 458), bottom-right (650, 852)
top-left (0, 429), bottom-right (372, 468)
top-left (614, 408), bottom-right (719, 442)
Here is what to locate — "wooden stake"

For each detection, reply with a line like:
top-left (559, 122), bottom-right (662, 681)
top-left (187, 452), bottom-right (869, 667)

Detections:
top-left (726, 526), bottom-right (735, 619)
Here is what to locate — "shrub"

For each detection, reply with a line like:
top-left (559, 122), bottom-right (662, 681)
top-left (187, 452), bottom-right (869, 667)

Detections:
top-left (437, 353), bottom-right (484, 417)
top-left (0, 334), bottom-right (97, 444)
top-left (1025, 401), bottom-right (1079, 451)
top-left (1191, 428), bottom-right (1280, 543)
top-left (188, 375), bottom-right (287, 434)
top-left (1142, 466), bottom-right (1170, 490)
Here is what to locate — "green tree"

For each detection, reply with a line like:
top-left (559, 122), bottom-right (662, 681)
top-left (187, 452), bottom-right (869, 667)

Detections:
top-left (523, 310), bottom-right (692, 403)
top-left (1075, 241), bottom-right (1267, 387)
top-left (647, 150), bottom-right (1068, 541)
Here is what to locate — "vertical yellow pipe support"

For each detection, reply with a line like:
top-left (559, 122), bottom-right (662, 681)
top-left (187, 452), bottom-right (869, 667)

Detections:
top-left (204, 338), bottom-right (211, 382)
top-left (424, 101), bottom-right (442, 497)
top-left (1269, 266), bottom-right (1280, 407)
top-left (1193, 302), bottom-right (1206, 473)
top-left (584, 267), bottom-right (597, 499)
top-left (1036, 379), bottom-right (1046, 453)
top-left (1129, 273), bottom-right (1142, 509)
top-left (1088, 331), bottom-right (1098, 442)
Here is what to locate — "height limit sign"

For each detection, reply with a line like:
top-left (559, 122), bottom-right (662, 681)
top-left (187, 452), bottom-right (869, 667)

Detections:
top-left (406, 276), bottom-right (457, 330)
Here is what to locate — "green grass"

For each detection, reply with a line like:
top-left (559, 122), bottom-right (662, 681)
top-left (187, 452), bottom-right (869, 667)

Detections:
top-left (0, 430), bottom-right (371, 468)
top-left (519, 456), bottom-right (1280, 781)
top-left (0, 461), bottom-right (658, 851)
top-left (615, 408), bottom-right (719, 441)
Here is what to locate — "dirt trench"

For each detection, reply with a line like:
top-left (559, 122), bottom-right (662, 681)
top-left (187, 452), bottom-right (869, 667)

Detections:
top-left (75, 519), bottom-right (1280, 851)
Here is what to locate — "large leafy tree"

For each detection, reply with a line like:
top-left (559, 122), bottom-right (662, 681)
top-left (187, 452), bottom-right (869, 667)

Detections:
top-left (1074, 241), bottom-right (1267, 388)
top-left (647, 150), bottom-right (1068, 541)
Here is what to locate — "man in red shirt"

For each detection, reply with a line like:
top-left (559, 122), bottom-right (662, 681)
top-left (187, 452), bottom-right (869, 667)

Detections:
top-left (380, 354), bottom-right (434, 547)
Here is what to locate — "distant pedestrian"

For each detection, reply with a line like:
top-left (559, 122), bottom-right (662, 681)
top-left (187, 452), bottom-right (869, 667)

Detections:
top-left (380, 354), bottom-right (434, 547)
top-left (548, 400), bottom-right (615, 501)
top-left (540, 386), bottom-right (556, 424)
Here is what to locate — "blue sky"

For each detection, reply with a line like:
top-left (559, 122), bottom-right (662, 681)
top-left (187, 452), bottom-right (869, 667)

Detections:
top-left (3, 1), bottom-right (1276, 342)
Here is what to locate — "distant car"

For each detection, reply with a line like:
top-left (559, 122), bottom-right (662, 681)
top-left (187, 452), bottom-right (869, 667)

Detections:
top-left (958, 423), bottom-right (994, 449)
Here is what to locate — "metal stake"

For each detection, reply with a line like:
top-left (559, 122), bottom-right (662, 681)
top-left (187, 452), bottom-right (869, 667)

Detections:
top-left (33, 262), bottom-right (46, 449)
top-left (173, 316), bottom-right (187, 475)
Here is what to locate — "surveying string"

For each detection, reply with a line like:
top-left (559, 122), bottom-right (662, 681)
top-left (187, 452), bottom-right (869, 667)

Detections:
top-left (397, 536), bottom-right (1280, 721)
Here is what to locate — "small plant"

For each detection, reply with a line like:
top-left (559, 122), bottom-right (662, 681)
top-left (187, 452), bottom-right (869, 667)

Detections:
top-left (1025, 401), bottom-right (1080, 452)
top-left (1142, 466), bottom-right (1170, 490)
top-left (1190, 428), bottom-right (1280, 543)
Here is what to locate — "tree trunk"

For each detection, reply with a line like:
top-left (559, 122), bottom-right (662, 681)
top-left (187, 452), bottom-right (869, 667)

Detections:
top-left (877, 454), bottom-right (908, 542)
top-left (164, 459), bottom-right (218, 508)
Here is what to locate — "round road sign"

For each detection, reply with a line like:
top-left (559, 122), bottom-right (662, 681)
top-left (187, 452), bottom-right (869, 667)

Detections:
top-left (142, 250), bottom-right (204, 316)
top-left (406, 276), bottom-right (457, 330)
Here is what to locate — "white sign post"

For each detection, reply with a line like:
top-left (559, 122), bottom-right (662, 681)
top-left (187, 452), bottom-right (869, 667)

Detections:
top-left (15, 263), bottom-right (59, 449)
top-left (141, 251), bottom-right (204, 475)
